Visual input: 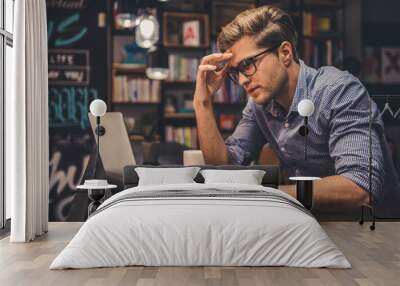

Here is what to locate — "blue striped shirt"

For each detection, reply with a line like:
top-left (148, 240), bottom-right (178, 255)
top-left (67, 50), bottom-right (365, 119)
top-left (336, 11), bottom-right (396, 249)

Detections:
top-left (225, 60), bottom-right (400, 212)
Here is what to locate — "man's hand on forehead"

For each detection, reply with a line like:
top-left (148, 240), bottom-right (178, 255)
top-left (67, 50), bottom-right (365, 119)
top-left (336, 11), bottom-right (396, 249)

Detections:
top-left (214, 50), bottom-right (234, 71)
top-left (200, 52), bottom-right (233, 70)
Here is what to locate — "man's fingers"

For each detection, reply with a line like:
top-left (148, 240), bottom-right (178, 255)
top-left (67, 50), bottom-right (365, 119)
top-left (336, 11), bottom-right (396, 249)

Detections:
top-left (201, 54), bottom-right (223, 64)
top-left (198, 64), bottom-right (217, 72)
top-left (197, 65), bottom-right (214, 82)
top-left (201, 52), bottom-right (233, 65)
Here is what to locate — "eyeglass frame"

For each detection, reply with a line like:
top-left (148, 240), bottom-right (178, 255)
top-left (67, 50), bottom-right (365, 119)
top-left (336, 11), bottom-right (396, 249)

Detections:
top-left (226, 42), bottom-right (282, 84)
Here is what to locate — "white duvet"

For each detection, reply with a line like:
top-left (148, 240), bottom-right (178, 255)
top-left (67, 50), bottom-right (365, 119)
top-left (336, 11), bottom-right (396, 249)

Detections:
top-left (50, 183), bottom-right (351, 269)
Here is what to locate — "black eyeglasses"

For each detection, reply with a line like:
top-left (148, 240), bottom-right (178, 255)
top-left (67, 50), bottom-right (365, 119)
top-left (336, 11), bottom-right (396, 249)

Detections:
top-left (227, 44), bottom-right (281, 84)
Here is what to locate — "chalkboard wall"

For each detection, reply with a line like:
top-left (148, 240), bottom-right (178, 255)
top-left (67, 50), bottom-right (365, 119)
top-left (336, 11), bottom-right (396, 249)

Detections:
top-left (47, 0), bottom-right (107, 221)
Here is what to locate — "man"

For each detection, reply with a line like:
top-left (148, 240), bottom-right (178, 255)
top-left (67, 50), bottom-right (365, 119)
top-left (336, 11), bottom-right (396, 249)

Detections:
top-left (193, 6), bottom-right (400, 216)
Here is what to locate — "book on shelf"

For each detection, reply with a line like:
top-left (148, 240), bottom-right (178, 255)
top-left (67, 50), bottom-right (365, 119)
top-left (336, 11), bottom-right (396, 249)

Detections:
top-left (165, 126), bottom-right (198, 149)
top-left (182, 20), bottom-right (200, 47)
top-left (302, 39), bottom-right (342, 68)
top-left (168, 54), bottom-right (199, 81)
top-left (302, 12), bottom-right (333, 36)
top-left (113, 75), bottom-right (161, 103)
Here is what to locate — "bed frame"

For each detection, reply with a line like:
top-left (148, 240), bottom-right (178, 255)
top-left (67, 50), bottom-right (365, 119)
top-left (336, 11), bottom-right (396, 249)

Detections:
top-left (123, 165), bottom-right (280, 189)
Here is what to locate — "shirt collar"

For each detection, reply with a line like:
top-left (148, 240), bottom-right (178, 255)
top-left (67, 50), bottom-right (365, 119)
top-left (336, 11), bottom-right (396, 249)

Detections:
top-left (264, 59), bottom-right (309, 118)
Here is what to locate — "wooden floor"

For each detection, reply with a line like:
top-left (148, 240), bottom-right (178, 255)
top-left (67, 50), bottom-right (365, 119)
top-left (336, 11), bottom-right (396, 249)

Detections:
top-left (0, 222), bottom-right (399, 286)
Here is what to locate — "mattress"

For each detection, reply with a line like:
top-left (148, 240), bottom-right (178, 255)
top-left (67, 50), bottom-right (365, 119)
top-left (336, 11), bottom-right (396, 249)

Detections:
top-left (50, 183), bottom-right (351, 269)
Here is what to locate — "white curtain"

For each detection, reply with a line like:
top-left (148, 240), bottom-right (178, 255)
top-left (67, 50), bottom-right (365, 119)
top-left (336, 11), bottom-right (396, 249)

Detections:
top-left (8, 0), bottom-right (49, 242)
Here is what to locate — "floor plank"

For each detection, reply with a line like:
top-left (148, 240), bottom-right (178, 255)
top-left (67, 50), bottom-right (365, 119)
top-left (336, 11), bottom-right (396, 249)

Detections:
top-left (0, 222), bottom-right (399, 286)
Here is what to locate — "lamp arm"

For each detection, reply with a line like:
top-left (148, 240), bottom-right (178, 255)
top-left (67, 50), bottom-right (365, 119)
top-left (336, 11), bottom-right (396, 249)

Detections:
top-left (92, 116), bottom-right (101, 179)
top-left (304, 116), bottom-right (308, 162)
top-left (368, 96), bottom-right (372, 206)
top-left (359, 94), bottom-right (376, 230)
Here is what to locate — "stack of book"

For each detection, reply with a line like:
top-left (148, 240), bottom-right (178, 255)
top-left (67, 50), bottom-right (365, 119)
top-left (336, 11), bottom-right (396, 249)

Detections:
top-left (214, 78), bottom-right (247, 103)
top-left (165, 126), bottom-right (198, 149)
top-left (168, 54), bottom-right (199, 81)
top-left (302, 39), bottom-right (342, 68)
top-left (113, 76), bottom-right (161, 103)
top-left (302, 12), bottom-right (332, 36)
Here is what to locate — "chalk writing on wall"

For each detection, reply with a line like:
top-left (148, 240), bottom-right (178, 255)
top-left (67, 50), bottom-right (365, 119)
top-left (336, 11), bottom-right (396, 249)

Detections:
top-left (46, 0), bottom-right (88, 10)
top-left (48, 49), bottom-right (90, 85)
top-left (48, 13), bottom-right (88, 47)
top-left (49, 87), bottom-right (98, 129)
top-left (47, 0), bottom-right (107, 221)
top-left (49, 150), bottom-right (90, 221)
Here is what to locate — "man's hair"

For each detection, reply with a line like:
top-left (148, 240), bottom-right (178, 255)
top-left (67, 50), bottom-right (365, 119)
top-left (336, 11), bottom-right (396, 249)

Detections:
top-left (217, 5), bottom-right (299, 63)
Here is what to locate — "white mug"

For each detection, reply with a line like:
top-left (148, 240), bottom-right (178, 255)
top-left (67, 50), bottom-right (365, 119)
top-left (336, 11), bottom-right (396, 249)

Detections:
top-left (183, 150), bottom-right (205, 166)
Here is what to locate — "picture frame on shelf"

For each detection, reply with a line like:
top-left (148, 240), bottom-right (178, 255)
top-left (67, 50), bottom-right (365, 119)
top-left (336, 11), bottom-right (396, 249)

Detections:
top-left (163, 12), bottom-right (209, 48)
top-left (182, 20), bottom-right (200, 47)
top-left (381, 47), bottom-right (400, 84)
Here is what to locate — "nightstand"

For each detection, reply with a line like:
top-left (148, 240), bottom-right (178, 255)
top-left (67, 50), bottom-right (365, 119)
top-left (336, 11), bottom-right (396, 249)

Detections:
top-left (76, 183), bottom-right (117, 217)
top-left (289, 176), bottom-right (321, 210)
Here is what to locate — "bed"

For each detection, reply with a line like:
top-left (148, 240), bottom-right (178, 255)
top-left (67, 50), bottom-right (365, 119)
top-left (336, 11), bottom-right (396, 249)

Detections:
top-left (50, 165), bottom-right (351, 269)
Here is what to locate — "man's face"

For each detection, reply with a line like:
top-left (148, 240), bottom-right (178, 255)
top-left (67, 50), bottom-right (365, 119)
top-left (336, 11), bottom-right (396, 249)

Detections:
top-left (228, 36), bottom-right (288, 106)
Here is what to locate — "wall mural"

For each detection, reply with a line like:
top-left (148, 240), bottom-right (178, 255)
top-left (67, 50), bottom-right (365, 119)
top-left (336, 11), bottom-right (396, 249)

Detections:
top-left (47, 0), bottom-right (107, 221)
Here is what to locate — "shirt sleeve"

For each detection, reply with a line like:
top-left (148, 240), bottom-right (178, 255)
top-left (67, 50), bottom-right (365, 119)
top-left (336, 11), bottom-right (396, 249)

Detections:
top-left (225, 100), bottom-right (267, 165)
top-left (327, 73), bottom-right (385, 202)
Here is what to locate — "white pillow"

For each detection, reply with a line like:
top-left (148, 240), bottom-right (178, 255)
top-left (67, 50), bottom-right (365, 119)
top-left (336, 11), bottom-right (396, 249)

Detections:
top-left (135, 167), bottom-right (201, 186)
top-left (200, 169), bottom-right (266, 185)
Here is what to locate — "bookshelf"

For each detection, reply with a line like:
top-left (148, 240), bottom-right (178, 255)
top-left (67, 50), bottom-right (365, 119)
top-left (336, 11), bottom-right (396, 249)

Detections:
top-left (294, 0), bottom-right (345, 69)
top-left (107, 4), bottom-right (213, 149)
top-left (108, 5), bottom-right (162, 142)
top-left (159, 11), bottom-right (212, 147)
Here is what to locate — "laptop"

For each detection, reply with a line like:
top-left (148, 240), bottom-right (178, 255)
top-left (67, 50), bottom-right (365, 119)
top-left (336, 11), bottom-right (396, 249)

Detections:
top-left (88, 112), bottom-right (136, 185)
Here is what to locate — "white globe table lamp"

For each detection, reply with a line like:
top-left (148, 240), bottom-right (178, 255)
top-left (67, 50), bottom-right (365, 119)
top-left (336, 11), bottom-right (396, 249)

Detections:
top-left (89, 99), bottom-right (107, 179)
top-left (289, 99), bottom-right (320, 210)
top-left (76, 99), bottom-right (117, 217)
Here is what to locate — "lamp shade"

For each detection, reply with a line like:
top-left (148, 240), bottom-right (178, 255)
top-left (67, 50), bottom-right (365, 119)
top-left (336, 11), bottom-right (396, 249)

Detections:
top-left (115, 13), bottom-right (136, 29)
top-left (146, 68), bottom-right (169, 80)
top-left (135, 14), bottom-right (159, 48)
top-left (146, 45), bottom-right (169, 80)
top-left (90, 99), bottom-right (107, 117)
top-left (298, 99), bottom-right (315, 117)
top-left (114, 0), bottom-right (137, 29)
